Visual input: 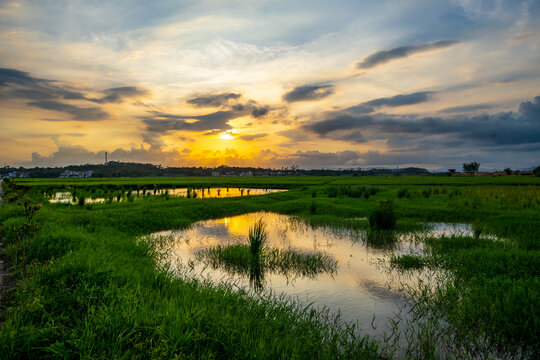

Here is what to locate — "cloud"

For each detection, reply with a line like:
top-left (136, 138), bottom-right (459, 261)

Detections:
top-left (91, 86), bottom-right (148, 104)
top-left (186, 92), bottom-right (241, 108)
top-left (28, 100), bottom-right (110, 121)
top-left (361, 91), bottom-right (434, 108)
top-left (286, 150), bottom-right (362, 167)
top-left (251, 106), bottom-right (268, 118)
top-left (303, 113), bottom-right (373, 136)
top-left (302, 96), bottom-right (540, 147)
top-left (0, 67), bottom-right (87, 102)
top-left (283, 84), bottom-right (335, 102)
top-left (143, 109), bottom-right (245, 133)
top-left (339, 91), bottom-right (435, 116)
top-left (29, 142), bottom-right (184, 167)
top-left (143, 99), bottom-right (272, 133)
top-left (0, 67), bottom-right (147, 120)
top-left (238, 133), bottom-right (267, 141)
top-left (439, 104), bottom-right (494, 114)
top-left (357, 40), bottom-right (460, 69)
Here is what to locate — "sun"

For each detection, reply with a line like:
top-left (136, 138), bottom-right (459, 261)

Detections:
top-left (217, 130), bottom-right (237, 140)
top-left (218, 132), bottom-right (235, 140)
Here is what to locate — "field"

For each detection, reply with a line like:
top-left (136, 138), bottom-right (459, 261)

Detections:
top-left (0, 176), bottom-right (539, 359)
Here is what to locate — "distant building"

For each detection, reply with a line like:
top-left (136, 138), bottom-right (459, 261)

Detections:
top-left (60, 170), bottom-right (93, 178)
top-left (5, 171), bottom-right (29, 178)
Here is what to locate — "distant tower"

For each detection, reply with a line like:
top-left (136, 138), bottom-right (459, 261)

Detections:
top-left (105, 152), bottom-right (108, 164)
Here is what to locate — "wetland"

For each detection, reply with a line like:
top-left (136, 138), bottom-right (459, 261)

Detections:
top-left (0, 176), bottom-right (539, 359)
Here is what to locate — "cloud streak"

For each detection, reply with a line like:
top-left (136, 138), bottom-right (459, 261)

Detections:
top-left (186, 92), bottom-right (241, 108)
top-left (357, 40), bottom-right (460, 69)
top-left (283, 84), bottom-right (335, 102)
top-left (0, 67), bottom-right (148, 121)
top-left (28, 100), bottom-right (110, 121)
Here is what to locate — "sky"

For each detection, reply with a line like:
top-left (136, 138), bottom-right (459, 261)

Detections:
top-left (1, 0), bottom-right (539, 170)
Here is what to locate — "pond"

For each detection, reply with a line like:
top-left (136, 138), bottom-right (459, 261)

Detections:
top-left (48, 187), bottom-right (287, 204)
top-left (147, 212), bottom-right (474, 339)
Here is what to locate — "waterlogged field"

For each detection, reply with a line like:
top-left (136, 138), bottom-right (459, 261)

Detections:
top-left (49, 187), bottom-right (286, 204)
top-left (0, 176), bottom-right (539, 359)
top-left (149, 212), bottom-right (476, 336)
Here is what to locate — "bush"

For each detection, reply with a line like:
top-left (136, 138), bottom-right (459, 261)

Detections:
top-left (368, 200), bottom-right (397, 230)
top-left (310, 201), bottom-right (317, 214)
top-left (397, 188), bottom-right (409, 199)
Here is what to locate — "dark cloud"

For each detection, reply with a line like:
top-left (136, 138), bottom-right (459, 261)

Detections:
top-left (343, 104), bottom-right (374, 115)
top-left (302, 96), bottom-right (540, 147)
top-left (283, 84), bottom-right (335, 102)
top-left (251, 106), bottom-right (268, 118)
top-left (439, 104), bottom-right (495, 114)
top-left (186, 92), bottom-right (241, 107)
top-left (143, 109), bottom-right (245, 133)
top-left (91, 86), bottom-right (148, 104)
top-left (357, 40), bottom-right (459, 69)
top-left (287, 150), bottom-right (362, 167)
top-left (0, 67), bottom-right (88, 102)
top-left (361, 91), bottom-right (434, 108)
top-left (238, 133), bottom-right (267, 141)
top-left (28, 101), bottom-right (109, 121)
top-left (518, 96), bottom-right (540, 120)
top-left (143, 99), bottom-right (272, 133)
top-left (303, 113), bottom-right (373, 136)
top-left (340, 91), bottom-right (435, 116)
top-left (0, 68), bottom-right (42, 87)
top-left (0, 67), bottom-right (148, 121)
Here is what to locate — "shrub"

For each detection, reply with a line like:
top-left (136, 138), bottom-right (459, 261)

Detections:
top-left (397, 188), bottom-right (409, 199)
top-left (368, 200), bottom-right (397, 230)
top-left (310, 201), bottom-right (317, 214)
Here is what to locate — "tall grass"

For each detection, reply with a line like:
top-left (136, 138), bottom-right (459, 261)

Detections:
top-left (368, 200), bottom-right (396, 231)
top-left (248, 219), bottom-right (267, 257)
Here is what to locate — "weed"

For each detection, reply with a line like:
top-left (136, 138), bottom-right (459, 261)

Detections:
top-left (390, 254), bottom-right (426, 270)
top-left (248, 219), bottom-right (267, 257)
top-left (368, 200), bottom-right (397, 230)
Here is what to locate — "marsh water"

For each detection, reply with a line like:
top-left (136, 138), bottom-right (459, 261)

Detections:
top-left (49, 188), bottom-right (286, 204)
top-left (149, 212), bottom-right (478, 338)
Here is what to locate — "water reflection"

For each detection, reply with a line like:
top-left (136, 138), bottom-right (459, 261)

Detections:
top-left (149, 213), bottom-right (497, 339)
top-left (149, 212), bottom-right (429, 335)
top-left (49, 187), bottom-right (286, 204)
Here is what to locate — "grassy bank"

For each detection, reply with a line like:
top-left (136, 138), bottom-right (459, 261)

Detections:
top-left (0, 176), bottom-right (539, 358)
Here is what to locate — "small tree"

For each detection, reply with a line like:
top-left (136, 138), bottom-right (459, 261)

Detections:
top-left (463, 161), bottom-right (480, 176)
top-left (504, 168), bottom-right (512, 175)
top-left (534, 166), bottom-right (540, 177)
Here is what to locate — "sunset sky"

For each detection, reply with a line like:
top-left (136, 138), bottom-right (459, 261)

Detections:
top-left (1, 0), bottom-right (539, 170)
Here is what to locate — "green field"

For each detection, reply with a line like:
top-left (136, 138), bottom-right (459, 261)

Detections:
top-left (1, 176), bottom-right (539, 359)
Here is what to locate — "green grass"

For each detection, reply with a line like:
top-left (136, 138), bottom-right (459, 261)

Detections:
top-left (198, 244), bottom-right (338, 279)
top-left (390, 254), bottom-right (426, 270)
top-left (1, 176), bottom-right (539, 358)
top-left (248, 219), bottom-right (267, 257)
